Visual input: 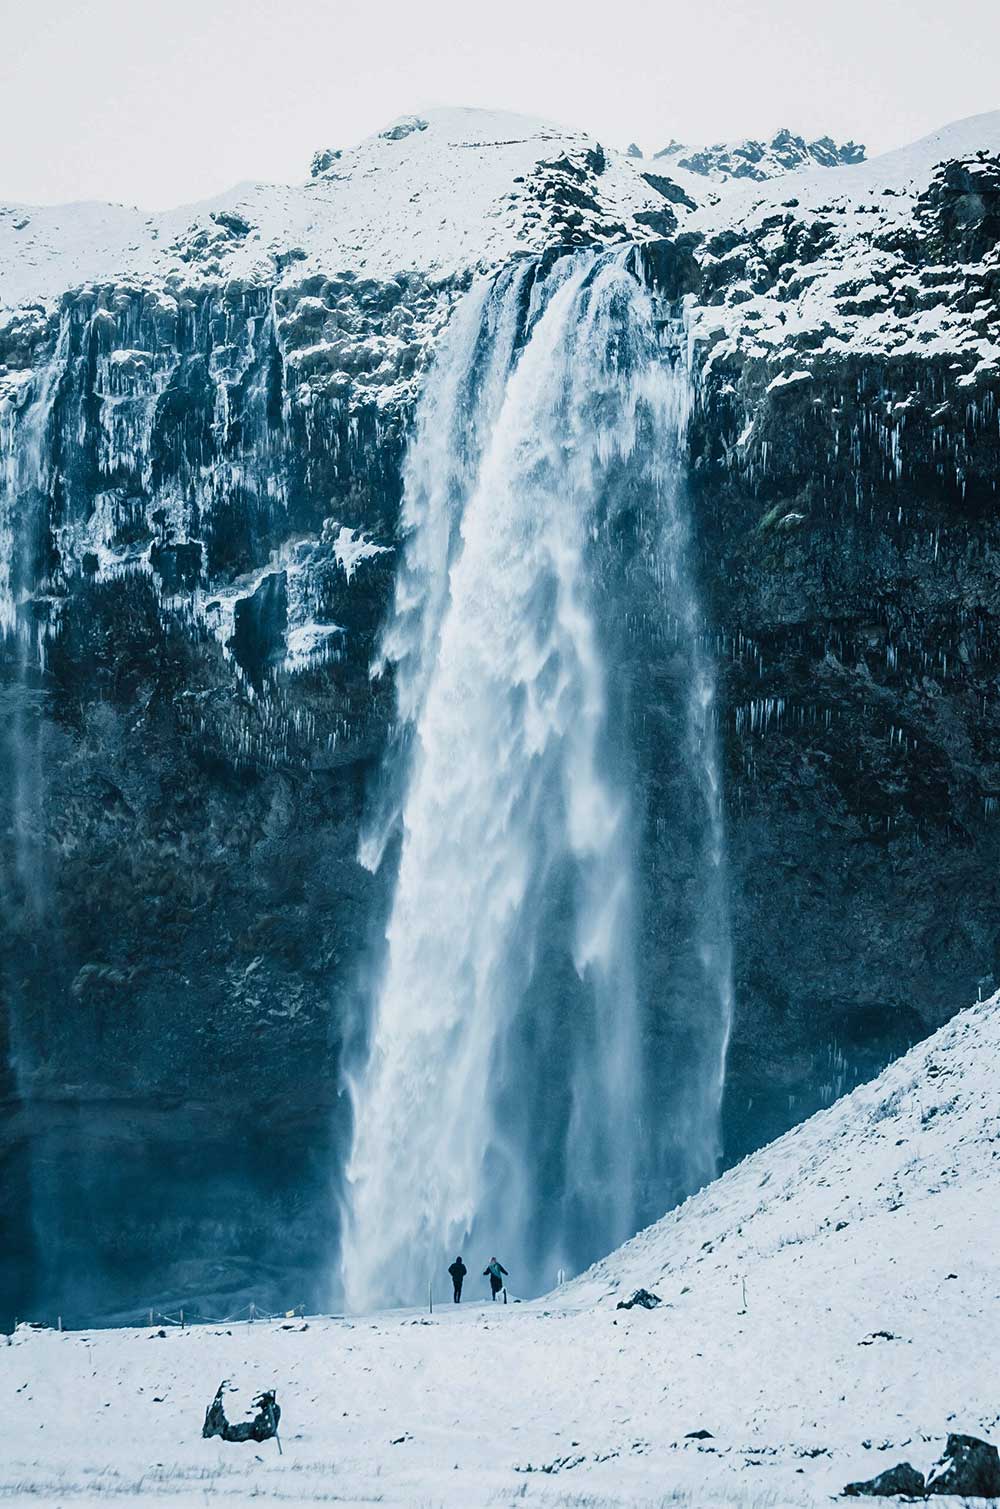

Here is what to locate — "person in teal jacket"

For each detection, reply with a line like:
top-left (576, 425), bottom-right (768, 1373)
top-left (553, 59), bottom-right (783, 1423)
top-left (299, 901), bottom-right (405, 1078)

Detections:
top-left (483, 1256), bottom-right (508, 1302)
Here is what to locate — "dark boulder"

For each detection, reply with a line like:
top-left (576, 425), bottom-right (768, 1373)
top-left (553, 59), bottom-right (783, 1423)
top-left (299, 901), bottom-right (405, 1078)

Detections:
top-left (926, 1433), bottom-right (1000, 1497)
top-left (616, 1288), bottom-right (662, 1310)
top-left (641, 172), bottom-right (697, 211)
top-left (843, 1460), bottom-right (926, 1497)
top-left (633, 207), bottom-right (678, 238)
top-left (203, 1382), bottom-right (281, 1444)
top-left (210, 211), bottom-right (253, 239)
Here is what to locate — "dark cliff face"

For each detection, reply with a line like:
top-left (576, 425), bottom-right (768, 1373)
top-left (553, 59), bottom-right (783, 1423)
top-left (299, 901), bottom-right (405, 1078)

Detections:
top-left (683, 155), bottom-right (1000, 1155)
top-left (1, 137), bottom-right (999, 1328)
top-left (0, 275), bottom-right (414, 1326)
top-left (692, 353), bottom-right (1000, 1160)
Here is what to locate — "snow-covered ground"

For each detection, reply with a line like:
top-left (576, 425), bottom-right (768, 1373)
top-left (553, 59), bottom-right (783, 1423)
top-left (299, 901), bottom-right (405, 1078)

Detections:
top-left (4, 991), bottom-right (998, 1506)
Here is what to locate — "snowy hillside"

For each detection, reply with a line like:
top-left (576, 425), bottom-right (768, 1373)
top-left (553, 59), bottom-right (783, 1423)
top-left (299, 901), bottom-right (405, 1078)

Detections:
top-left (684, 108), bottom-right (1000, 378)
top-left (5, 104), bottom-right (998, 389)
top-left (0, 108), bottom-right (678, 311)
top-left (4, 991), bottom-right (998, 1505)
top-left (652, 127), bottom-right (866, 183)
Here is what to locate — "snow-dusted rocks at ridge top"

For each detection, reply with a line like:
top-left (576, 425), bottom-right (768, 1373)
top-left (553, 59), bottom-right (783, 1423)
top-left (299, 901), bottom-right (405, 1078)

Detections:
top-left (4, 991), bottom-right (998, 1507)
top-left (3, 104), bottom-right (1000, 373)
top-left (0, 107), bottom-right (673, 310)
top-left (648, 127), bottom-right (867, 183)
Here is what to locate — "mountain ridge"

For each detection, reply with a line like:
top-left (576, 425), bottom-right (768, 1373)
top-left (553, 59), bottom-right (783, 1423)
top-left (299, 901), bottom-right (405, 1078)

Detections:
top-left (651, 126), bottom-right (866, 181)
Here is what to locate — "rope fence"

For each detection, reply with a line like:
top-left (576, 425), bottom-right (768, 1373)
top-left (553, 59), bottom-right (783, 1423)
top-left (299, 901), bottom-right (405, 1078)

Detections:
top-left (14, 1301), bottom-right (311, 1335)
top-left (147, 1301), bottom-right (308, 1328)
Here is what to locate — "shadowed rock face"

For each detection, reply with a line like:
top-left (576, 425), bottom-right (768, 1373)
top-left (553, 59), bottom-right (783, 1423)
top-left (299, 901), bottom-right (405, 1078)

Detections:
top-left (679, 153), bottom-right (1000, 1157)
top-left (1, 127), bottom-right (999, 1326)
top-left (689, 348), bottom-right (1000, 1162)
top-left (926, 1433), bottom-right (1000, 1496)
top-left (0, 277), bottom-right (406, 1327)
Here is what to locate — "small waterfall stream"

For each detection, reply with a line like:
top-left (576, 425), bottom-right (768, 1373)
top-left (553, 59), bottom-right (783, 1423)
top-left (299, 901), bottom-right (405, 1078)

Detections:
top-left (343, 250), bottom-right (732, 1311)
top-left (1, 317), bottom-right (71, 921)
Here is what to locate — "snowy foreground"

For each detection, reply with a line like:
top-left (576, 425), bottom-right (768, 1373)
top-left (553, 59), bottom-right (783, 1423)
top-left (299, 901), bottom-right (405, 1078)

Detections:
top-left (4, 995), bottom-right (999, 1507)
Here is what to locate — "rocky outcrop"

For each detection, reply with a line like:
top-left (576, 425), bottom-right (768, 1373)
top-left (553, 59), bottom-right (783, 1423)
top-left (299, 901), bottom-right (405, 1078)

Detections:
top-left (654, 129), bottom-right (866, 182)
top-left (927, 1433), bottom-right (1000, 1497)
top-left (615, 1289), bottom-right (662, 1310)
top-left (843, 1460), bottom-right (927, 1496)
top-left (844, 1433), bottom-right (1000, 1498)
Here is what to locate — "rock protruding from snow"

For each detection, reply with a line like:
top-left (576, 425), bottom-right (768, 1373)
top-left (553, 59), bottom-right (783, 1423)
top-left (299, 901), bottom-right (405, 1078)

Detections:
top-left (654, 128), bottom-right (866, 182)
top-left (615, 1288), bottom-right (662, 1310)
top-left (309, 147), bottom-right (341, 177)
top-left (914, 151), bottom-right (1000, 262)
top-left (380, 115), bottom-right (429, 142)
top-left (843, 1460), bottom-right (927, 1496)
top-left (845, 1433), bottom-right (1000, 1498)
top-left (926, 1434), bottom-right (1000, 1498)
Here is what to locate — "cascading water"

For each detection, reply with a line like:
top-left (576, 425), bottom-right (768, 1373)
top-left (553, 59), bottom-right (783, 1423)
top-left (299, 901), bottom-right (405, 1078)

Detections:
top-left (0, 316), bottom-right (72, 1322)
top-left (343, 248), bottom-right (733, 1312)
top-left (0, 316), bottom-right (71, 919)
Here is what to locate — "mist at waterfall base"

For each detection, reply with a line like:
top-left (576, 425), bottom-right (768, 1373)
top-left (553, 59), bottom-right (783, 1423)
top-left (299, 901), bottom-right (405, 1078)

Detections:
top-left (341, 250), bottom-right (732, 1313)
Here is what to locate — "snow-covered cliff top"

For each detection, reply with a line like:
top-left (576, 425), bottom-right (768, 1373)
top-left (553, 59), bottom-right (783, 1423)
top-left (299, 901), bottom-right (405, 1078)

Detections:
top-left (683, 108), bottom-right (1000, 383)
top-left (3, 104), bottom-right (999, 389)
top-left (0, 107), bottom-right (670, 311)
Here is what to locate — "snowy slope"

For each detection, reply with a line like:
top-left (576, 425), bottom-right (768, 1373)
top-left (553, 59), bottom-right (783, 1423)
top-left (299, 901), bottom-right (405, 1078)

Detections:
top-left (0, 108), bottom-right (674, 312)
top-left (691, 108), bottom-right (1000, 231)
top-left (4, 105), bottom-right (1000, 389)
top-left (3, 991), bottom-right (998, 1506)
top-left (684, 109), bottom-right (1000, 378)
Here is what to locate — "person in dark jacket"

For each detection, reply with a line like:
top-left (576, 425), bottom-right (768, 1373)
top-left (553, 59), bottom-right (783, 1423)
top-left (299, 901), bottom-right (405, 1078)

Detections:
top-left (483, 1256), bottom-right (508, 1302)
top-left (448, 1255), bottom-right (467, 1302)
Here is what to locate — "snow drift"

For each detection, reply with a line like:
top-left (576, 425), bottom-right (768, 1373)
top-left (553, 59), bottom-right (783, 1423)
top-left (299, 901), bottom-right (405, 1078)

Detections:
top-left (3, 990), bottom-right (998, 1505)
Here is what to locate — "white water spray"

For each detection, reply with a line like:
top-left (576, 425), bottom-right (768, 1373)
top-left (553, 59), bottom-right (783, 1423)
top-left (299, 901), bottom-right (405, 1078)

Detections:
top-left (343, 250), bottom-right (732, 1311)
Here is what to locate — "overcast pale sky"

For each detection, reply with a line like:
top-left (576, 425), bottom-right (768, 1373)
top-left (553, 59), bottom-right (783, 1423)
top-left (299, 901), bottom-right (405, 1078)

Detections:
top-left (2, 0), bottom-right (997, 208)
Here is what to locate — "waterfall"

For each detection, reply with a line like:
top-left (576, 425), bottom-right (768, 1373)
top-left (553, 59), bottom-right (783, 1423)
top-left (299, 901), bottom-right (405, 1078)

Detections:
top-left (1, 316), bottom-right (71, 919)
top-left (342, 248), bottom-right (733, 1312)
